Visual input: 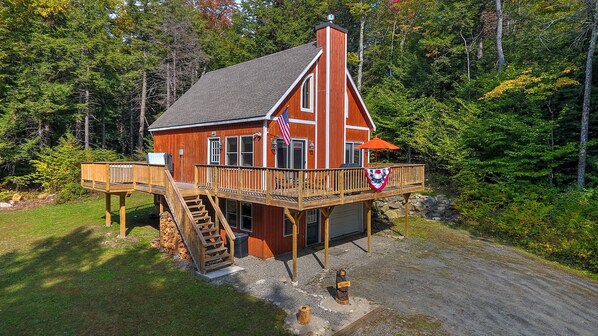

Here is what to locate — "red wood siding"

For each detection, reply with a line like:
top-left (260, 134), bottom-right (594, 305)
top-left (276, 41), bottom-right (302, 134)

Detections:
top-left (153, 122), bottom-right (264, 182)
top-left (346, 83), bottom-right (370, 128)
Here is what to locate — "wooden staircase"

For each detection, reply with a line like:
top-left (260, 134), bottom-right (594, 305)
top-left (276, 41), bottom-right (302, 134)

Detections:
top-left (183, 195), bottom-right (233, 272)
top-left (162, 169), bottom-right (235, 274)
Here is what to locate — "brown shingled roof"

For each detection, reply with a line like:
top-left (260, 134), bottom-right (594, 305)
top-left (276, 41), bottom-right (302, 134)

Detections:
top-left (149, 42), bottom-right (322, 131)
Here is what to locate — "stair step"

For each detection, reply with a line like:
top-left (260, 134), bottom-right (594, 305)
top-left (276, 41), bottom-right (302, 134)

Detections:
top-left (193, 214), bottom-right (210, 221)
top-left (205, 246), bottom-right (227, 255)
top-left (205, 250), bottom-right (230, 262)
top-left (190, 209), bottom-right (207, 215)
top-left (200, 226), bottom-right (218, 233)
top-left (205, 240), bottom-right (224, 247)
top-left (205, 259), bottom-right (234, 272)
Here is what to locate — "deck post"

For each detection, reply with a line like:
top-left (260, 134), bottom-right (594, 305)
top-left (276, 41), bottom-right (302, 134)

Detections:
top-left (403, 193), bottom-right (411, 237)
top-left (105, 193), bottom-right (111, 226)
top-left (105, 164), bottom-right (110, 192)
top-left (265, 169), bottom-right (271, 205)
top-left (365, 201), bottom-right (372, 253)
top-left (237, 167), bottom-right (242, 196)
top-left (214, 195), bottom-right (220, 230)
top-left (321, 207), bottom-right (332, 269)
top-left (159, 195), bottom-right (164, 213)
top-left (119, 193), bottom-right (126, 238)
top-left (148, 165), bottom-right (153, 193)
top-left (284, 208), bottom-right (298, 282)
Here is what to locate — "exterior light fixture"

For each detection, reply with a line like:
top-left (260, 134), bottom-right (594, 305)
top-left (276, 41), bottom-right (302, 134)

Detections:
top-left (309, 141), bottom-right (315, 152)
top-left (271, 138), bottom-right (277, 151)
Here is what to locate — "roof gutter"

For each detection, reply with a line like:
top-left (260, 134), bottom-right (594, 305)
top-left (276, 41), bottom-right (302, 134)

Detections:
top-left (149, 116), bottom-right (273, 133)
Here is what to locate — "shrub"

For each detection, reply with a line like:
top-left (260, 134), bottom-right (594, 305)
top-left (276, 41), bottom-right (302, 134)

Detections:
top-left (31, 134), bottom-right (121, 201)
top-left (456, 184), bottom-right (598, 274)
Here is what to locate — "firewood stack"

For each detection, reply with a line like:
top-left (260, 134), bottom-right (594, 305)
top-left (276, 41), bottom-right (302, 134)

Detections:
top-left (159, 211), bottom-right (192, 261)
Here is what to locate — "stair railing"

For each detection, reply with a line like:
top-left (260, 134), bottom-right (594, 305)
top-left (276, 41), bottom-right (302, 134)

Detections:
top-left (163, 169), bottom-right (207, 273)
top-left (203, 190), bottom-right (236, 263)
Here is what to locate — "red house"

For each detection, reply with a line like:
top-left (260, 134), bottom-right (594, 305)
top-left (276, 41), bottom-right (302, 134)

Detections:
top-left (82, 20), bottom-right (424, 280)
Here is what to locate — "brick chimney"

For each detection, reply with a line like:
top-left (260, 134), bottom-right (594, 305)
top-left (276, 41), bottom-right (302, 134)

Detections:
top-left (315, 16), bottom-right (348, 169)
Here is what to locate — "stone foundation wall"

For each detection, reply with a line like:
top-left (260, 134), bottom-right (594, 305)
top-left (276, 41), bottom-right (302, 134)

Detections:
top-left (159, 211), bottom-right (192, 261)
top-left (374, 194), bottom-right (457, 223)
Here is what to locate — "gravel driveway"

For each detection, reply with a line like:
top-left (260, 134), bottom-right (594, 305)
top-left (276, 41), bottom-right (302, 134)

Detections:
top-left (218, 219), bottom-right (598, 335)
top-left (349, 221), bottom-right (598, 335)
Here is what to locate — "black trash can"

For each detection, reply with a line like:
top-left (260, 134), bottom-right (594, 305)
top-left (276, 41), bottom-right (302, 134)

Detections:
top-left (229, 232), bottom-right (248, 258)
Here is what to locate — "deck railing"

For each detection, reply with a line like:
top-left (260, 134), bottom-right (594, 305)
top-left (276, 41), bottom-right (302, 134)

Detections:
top-left (194, 164), bottom-right (425, 206)
top-left (81, 162), bottom-right (166, 192)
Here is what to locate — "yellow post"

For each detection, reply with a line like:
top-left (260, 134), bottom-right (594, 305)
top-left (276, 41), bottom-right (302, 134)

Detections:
top-left (284, 208), bottom-right (298, 282)
top-left (105, 193), bottom-right (111, 227)
top-left (366, 201), bottom-right (372, 253)
top-left (119, 193), bottom-right (126, 238)
top-left (321, 207), bottom-right (332, 269)
top-left (403, 193), bottom-right (411, 237)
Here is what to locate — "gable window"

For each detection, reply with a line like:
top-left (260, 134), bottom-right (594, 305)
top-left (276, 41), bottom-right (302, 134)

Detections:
top-left (301, 75), bottom-right (314, 112)
top-left (240, 202), bottom-right (252, 232)
top-left (225, 199), bottom-right (237, 228)
top-left (345, 142), bottom-right (363, 166)
top-left (240, 136), bottom-right (254, 167)
top-left (226, 137), bottom-right (238, 166)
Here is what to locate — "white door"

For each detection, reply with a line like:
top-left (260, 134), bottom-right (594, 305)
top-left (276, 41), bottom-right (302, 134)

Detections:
top-left (330, 203), bottom-right (363, 239)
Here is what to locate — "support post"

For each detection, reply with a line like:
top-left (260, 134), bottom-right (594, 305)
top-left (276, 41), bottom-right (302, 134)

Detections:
top-left (119, 193), bottom-right (126, 238)
top-left (321, 207), bottom-right (332, 269)
top-left (215, 195), bottom-right (220, 230)
top-left (105, 193), bottom-right (111, 227)
top-left (365, 201), bottom-right (372, 253)
top-left (403, 193), bottom-right (411, 237)
top-left (284, 208), bottom-right (298, 282)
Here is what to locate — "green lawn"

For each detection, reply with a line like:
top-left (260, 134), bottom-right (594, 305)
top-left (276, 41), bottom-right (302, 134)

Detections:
top-left (0, 193), bottom-right (288, 335)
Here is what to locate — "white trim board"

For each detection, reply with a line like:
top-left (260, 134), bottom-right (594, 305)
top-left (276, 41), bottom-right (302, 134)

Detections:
top-left (289, 118), bottom-right (316, 125)
top-left (265, 50), bottom-right (323, 119)
top-left (346, 125), bottom-right (370, 131)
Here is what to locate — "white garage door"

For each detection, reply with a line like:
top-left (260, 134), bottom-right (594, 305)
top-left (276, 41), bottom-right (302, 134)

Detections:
top-left (330, 203), bottom-right (363, 239)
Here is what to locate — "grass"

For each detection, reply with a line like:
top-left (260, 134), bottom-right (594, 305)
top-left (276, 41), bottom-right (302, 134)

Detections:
top-left (0, 193), bottom-right (288, 335)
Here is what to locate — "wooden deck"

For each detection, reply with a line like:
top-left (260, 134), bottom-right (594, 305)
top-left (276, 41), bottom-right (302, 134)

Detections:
top-left (81, 162), bottom-right (425, 210)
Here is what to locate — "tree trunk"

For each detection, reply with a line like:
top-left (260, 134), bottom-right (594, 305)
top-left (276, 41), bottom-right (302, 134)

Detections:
top-left (84, 89), bottom-right (90, 149)
top-left (577, 0), bottom-right (598, 189)
top-left (389, 17), bottom-right (397, 78)
top-left (172, 50), bottom-right (177, 99)
top-left (477, 39), bottom-right (483, 60)
top-left (460, 31), bottom-right (471, 81)
top-left (357, 6), bottom-right (365, 91)
top-left (138, 69), bottom-right (147, 151)
top-left (166, 62), bottom-right (171, 108)
top-left (496, 0), bottom-right (505, 74)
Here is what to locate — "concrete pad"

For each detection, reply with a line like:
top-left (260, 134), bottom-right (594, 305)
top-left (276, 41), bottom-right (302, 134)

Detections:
top-left (196, 265), bottom-right (244, 280)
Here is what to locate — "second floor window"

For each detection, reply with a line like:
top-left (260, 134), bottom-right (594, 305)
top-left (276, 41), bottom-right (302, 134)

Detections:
top-left (240, 136), bottom-right (253, 167)
top-left (226, 137), bottom-right (238, 166)
top-left (301, 75), bottom-right (313, 112)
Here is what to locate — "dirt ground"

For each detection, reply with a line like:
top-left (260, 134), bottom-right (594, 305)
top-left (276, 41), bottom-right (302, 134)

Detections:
top-left (347, 221), bottom-right (598, 335)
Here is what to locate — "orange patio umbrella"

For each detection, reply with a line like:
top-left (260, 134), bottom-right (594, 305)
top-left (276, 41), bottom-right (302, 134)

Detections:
top-left (356, 137), bottom-right (400, 162)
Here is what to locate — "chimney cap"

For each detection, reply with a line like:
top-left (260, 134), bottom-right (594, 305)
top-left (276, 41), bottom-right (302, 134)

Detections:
top-left (314, 20), bottom-right (348, 34)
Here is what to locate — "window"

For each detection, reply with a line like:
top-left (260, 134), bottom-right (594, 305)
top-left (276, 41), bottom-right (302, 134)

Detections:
top-left (345, 142), bottom-right (363, 166)
top-left (240, 202), bottom-right (252, 231)
top-left (208, 138), bottom-right (220, 165)
top-left (301, 75), bottom-right (313, 112)
top-left (240, 136), bottom-right (253, 167)
top-left (283, 215), bottom-right (293, 237)
top-left (276, 138), bottom-right (306, 169)
top-left (225, 199), bottom-right (237, 228)
top-left (226, 137), bottom-right (238, 166)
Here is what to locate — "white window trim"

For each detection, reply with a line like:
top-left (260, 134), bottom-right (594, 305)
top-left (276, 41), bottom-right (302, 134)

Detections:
top-left (240, 135), bottom-right (254, 167)
top-left (207, 137), bottom-right (220, 165)
top-left (283, 213), bottom-right (293, 237)
top-left (275, 138), bottom-right (308, 169)
top-left (300, 74), bottom-right (314, 112)
top-left (240, 202), bottom-right (253, 232)
top-left (225, 136), bottom-right (238, 166)
top-left (225, 199), bottom-right (238, 228)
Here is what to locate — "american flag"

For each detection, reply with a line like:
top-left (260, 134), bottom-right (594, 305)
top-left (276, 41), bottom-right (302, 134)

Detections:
top-left (277, 107), bottom-right (291, 146)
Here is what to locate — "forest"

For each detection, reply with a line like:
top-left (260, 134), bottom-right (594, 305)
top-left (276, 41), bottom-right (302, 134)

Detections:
top-left (0, 0), bottom-right (596, 274)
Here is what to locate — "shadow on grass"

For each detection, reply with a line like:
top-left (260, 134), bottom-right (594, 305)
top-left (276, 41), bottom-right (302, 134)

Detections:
top-left (0, 226), bottom-right (288, 335)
